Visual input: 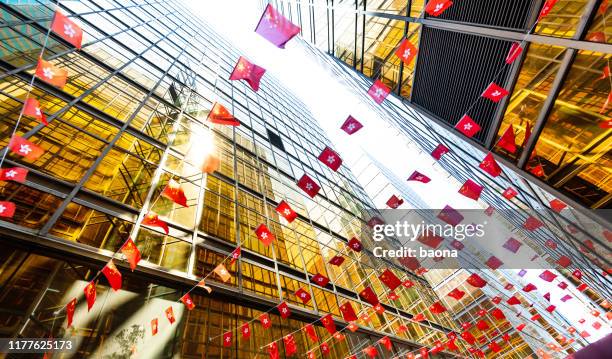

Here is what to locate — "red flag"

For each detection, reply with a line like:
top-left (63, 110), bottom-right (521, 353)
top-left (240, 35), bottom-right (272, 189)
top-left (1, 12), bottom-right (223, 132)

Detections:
top-left (268, 342), bottom-right (279, 359)
top-left (477, 309), bottom-right (488, 317)
top-left (498, 125), bottom-right (517, 153)
top-left (528, 163), bottom-right (545, 177)
top-left (359, 286), bottom-right (379, 305)
top-left (491, 308), bottom-right (505, 320)
top-left (396, 38), bottom-right (418, 65)
top-left (84, 281), bottom-right (96, 311)
top-left (295, 288), bottom-right (311, 304)
top-left (161, 179), bottom-right (187, 207)
top-left (431, 144), bottom-right (449, 160)
top-left (522, 121), bottom-right (532, 147)
top-left (304, 323), bottom-right (318, 342)
top-left (539, 270), bottom-right (557, 282)
top-left (516, 323), bottom-right (526, 331)
top-left (386, 194), bottom-right (404, 209)
top-left (545, 239), bottom-right (557, 249)
top-left (402, 280), bottom-right (415, 288)
top-left (447, 288), bottom-right (465, 300)
top-left (461, 331), bottom-right (476, 344)
top-left (348, 237), bottom-right (362, 252)
top-left (368, 79), bottom-right (390, 104)
top-left (214, 263), bottom-right (231, 282)
top-left (101, 260), bottom-right (122, 291)
top-left (451, 239), bottom-right (464, 250)
top-left (479, 153), bottom-right (502, 177)
top-left (503, 237), bottom-right (522, 253)
top-left (437, 205), bottom-right (463, 225)
top-left (524, 216), bottom-right (543, 231)
top-left (8, 135), bottom-right (44, 160)
top-left (379, 269), bottom-right (402, 290)
top-left (419, 347), bottom-right (429, 359)
top-left (538, 0), bottom-right (559, 20)
top-left (417, 231), bottom-right (443, 249)
top-left (573, 269), bottom-right (583, 280)
top-left (230, 246), bottom-right (241, 265)
top-left (260, 313), bottom-right (272, 329)
top-left (339, 302), bottom-right (358, 321)
top-left (307, 351), bottom-right (316, 359)
top-left (0, 167), bottom-right (28, 183)
top-left (430, 301), bottom-right (447, 314)
top-left (466, 273), bottom-right (487, 288)
top-left (502, 187), bottom-right (517, 200)
top-left (546, 305), bottom-right (556, 313)
top-left (180, 293), bottom-right (196, 310)
top-left (141, 211), bottom-right (169, 234)
top-left (388, 291), bottom-right (399, 301)
top-left (458, 179), bottom-right (483, 200)
top-left (380, 336), bottom-right (392, 351)
top-left (311, 273), bottom-right (330, 287)
top-left (374, 303), bottom-right (385, 314)
top-left (425, 0), bottom-right (453, 16)
top-left (522, 283), bottom-right (537, 292)
top-left (255, 223), bottom-right (275, 246)
top-left (297, 174), bottom-right (320, 197)
top-left (165, 306), bottom-right (175, 324)
top-left (229, 56), bottom-right (266, 91)
top-left (207, 102), bottom-right (240, 126)
top-left (399, 256), bottom-right (420, 270)
top-left (318, 146), bottom-right (342, 171)
top-left (277, 301), bottom-right (291, 319)
top-left (455, 115), bottom-right (481, 137)
top-left (255, 4), bottom-right (300, 48)
top-left (543, 292), bottom-right (551, 301)
top-left (328, 255), bottom-right (345, 266)
top-left (476, 320), bottom-right (489, 331)
top-left (241, 322), bottom-right (251, 339)
top-left (66, 298), bottom-right (76, 328)
top-left (505, 42), bottom-right (523, 64)
top-left (347, 322), bottom-right (359, 332)
top-left (222, 331), bottom-right (232, 347)
top-left (549, 199), bottom-right (566, 212)
top-left (35, 58), bottom-right (68, 88)
top-left (120, 238), bottom-right (141, 271)
top-left (201, 153), bottom-right (220, 174)
top-left (482, 82), bottom-right (509, 102)
top-left (340, 115), bottom-right (363, 134)
top-left (507, 296), bottom-right (521, 305)
top-left (408, 170), bottom-right (431, 183)
top-left (51, 11), bottom-right (83, 49)
top-left (599, 119), bottom-right (612, 128)
top-left (151, 318), bottom-right (158, 335)
top-left (283, 334), bottom-right (297, 357)
top-left (276, 200), bottom-right (297, 222)
top-left (489, 341), bottom-right (502, 353)
top-left (321, 313), bottom-right (336, 334)
top-left (320, 342), bottom-right (330, 356)
top-left (413, 313), bottom-right (426, 322)
top-left (23, 98), bottom-right (47, 125)
top-left (557, 255), bottom-right (571, 268)
top-left (363, 346), bottom-right (378, 358)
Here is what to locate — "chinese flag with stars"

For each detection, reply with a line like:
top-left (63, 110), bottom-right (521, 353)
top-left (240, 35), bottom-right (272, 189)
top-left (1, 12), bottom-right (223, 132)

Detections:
top-left (120, 238), bottom-right (141, 271)
top-left (241, 322), bottom-right (251, 339)
top-left (359, 286), bottom-right (380, 306)
top-left (255, 223), bottom-right (275, 246)
top-left (297, 174), bottom-right (320, 197)
top-left (482, 82), bottom-right (509, 102)
top-left (429, 301), bottom-right (447, 314)
top-left (84, 281), bottom-right (96, 311)
top-left (23, 98), bottom-right (47, 125)
top-left (438, 205), bottom-right (464, 226)
top-left (386, 194), bottom-right (404, 209)
top-left (214, 263), bottom-right (231, 282)
top-left (502, 187), bottom-right (517, 200)
top-left (255, 4), bottom-right (300, 48)
top-left (348, 237), bottom-right (362, 252)
top-left (277, 301), bottom-right (291, 319)
top-left (312, 273), bottom-right (330, 286)
top-left (318, 146), bottom-right (342, 171)
top-left (162, 179), bottom-right (187, 207)
top-left (431, 144), bottom-right (449, 160)
top-left (35, 58), bottom-right (67, 88)
top-left (505, 42), bottom-right (523, 64)
top-left (368, 79), bottom-right (390, 104)
top-left (9, 135), bottom-right (44, 161)
top-left (166, 306), bottom-right (176, 324)
top-left (459, 179), bottom-right (483, 201)
top-left (466, 273), bottom-right (487, 288)
top-left (304, 323), bottom-right (318, 342)
top-left (328, 255), bottom-right (345, 266)
top-left (151, 318), bottom-right (158, 336)
top-left (66, 298), bottom-right (76, 328)
top-left (455, 115), bottom-right (481, 138)
top-left (395, 38), bottom-right (418, 65)
top-left (276, 200), bottom-right (297, 222)
top-left (51, 11), bottom-right (83, 49)
top-left (321, 313), bottom-right (337, 334)
top-left (142, 211), bottom-right (169, 234)
top-left (447, 288), bottom-right (465, 300)
top-left (479, 153), bottom-right (502, 177)
top-left (283, 334), bottom-right (297, 357)
top-left (341, 115), bottom-right (363, 135)
top-left (181, 293), bottom-right (196, 310)
top-left (207, 102), bottom-right (240, 126)
top-left (295, 288), bottom-right (311, 304)
top-left (260, 313), bottom-right (272, 329)
top-left (339, 302), bottom-right (358, 321)
top-left (425, 0), bottom-right (453, 17)
top-left (229, 56), bottom-right (266, 92)
top-left (408, 170), bottom-right (430, 183)
top-left (0, 167), bottom-right (28, 183)
top-left (379, 269), bottom-right (402, 290)
top-left (498, 125), bottom-right (517, 153)
top-left (223, 331), bottom-right (232, 347)
top-left (101, 259), bottom-right (122, 291)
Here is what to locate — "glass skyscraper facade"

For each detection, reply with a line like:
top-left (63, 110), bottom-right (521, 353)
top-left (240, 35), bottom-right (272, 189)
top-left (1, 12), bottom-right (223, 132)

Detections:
top-left (0, 1), bottom-right (474, 358)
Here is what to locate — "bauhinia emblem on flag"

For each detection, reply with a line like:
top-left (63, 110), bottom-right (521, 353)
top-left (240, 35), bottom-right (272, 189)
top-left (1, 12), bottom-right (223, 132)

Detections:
top-left (51, 11), bottom-right (83, 49)
top-left (386, 194), bottom-right (404, 209)
top-left (0, 167), bottom-right (28, 183)
top-left (340, 115), bottom-right (363, 134)
top-left (120, 238), bottom-right (141, 271)
top-left (181, 293), bottom-right (196, 310)
top-left (161, 179), bottom-right (187, 207)
top-left (0, 201), bottom-right (16, 218)
top-left (297, 174), bottom-right (320, 197)
top-left (151, 318), bottom-right (158, 335)
top-left (277, 301), bottom-right (291, 318)
top-left (458, 179), bottom-right (483, 201)
top-left (229, 56), bottom-right (266, 92)
top-left (223, 331), bottom-right (232, 347)
top-left (455, 115), bottom-right (481, 138)
top-left (207, 102), bottom-right (240, 126)
top-left (275, 200), bottom-right (297, 222)
top-left (35, 58), bottom-right (68, 88)
top-left (479, 153), bottom-right (502, 177)
top-left (84, 281), bottom-right (96, 311)
top-left (311, 273), bottom-right (330, 286)
top-left (482, 82), bottom-right (509, 102)
top-left (23, 98), bottom-right (47, 125)
top-left (165, 306), bottom-right (175, 324)
top-left (328, 255), bottom-right (344, 266)
top-left (255, 4), bottom-right (300, 48)
top-left (260, 313), bottom-right (272, 329)
top-left (395, 38), bottom-right (418, 65)
top-left (255, 223), bottom-right (275, 246)
top-left (318, 146), bottom-right (342, 171)
top-left (348, 237), bottom-right (362, 252)
top-left (408, 170), bottom-right (430, 183)
top-left (230, 246), bottom-right (241, 264)
top-left (141, 211), bottom-right (169, 234)
top-left (9, 135), bottom-right (44, 160)
top-left (241, 322), bottom-right (251, 339)
top-left (295, 288), bottom-right (311, 304)
top-left (367, 79), bottom-right (390, 104)
top-left (101, 259), bottom-right (122, 291)
top-left (502, 187), bottom-right (518, 200)
top-left (214, 263), bottom-right (231, 282)
top-left (425, 0), bottom-right (453, 17)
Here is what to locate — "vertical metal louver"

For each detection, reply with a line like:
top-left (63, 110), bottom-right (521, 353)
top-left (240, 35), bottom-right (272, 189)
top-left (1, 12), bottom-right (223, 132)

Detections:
top-left (426, 0), bottom-right (536, 30)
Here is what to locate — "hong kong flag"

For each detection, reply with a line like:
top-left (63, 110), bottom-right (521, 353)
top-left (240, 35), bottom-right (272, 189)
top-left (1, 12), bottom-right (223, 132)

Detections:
top-left (347, 322), bottom-right (359, 332)
top-left (141, 211), bottom-right (169, 234)
top-left (161, 179), bottom-right (187, 207)
top-left (491, 308), bottom-right (505, 320)
top-left (431, 143), bottom-right (449, 160)
top-left (312, 273), bottom-right (330, 286)
top-left (539, 270), bottom-right (557, 282)
top-left (341, 115), bottom-right (363, 134)
top-left (181, 293), bottom-right (196, 310)
top-left (277, 301), bottom-right (291, 319)
top-left (498, 125), bottom-right (517, 153)
top-left (502, 187), bottom-right (517, 200)
top-left (425, 0), bottom-right (453, 16)
top-left (539, 0), bottom-right (559, 20)
top-left (482, 82), bottom-right (509, 102)
top-left (374, 303), bottom-right (385, 314)
top-left (479, 153), bottom-right (502, 177)
top-left (429, 301), bottom-right (447, 314)
top-left (230, 246), bottom-right (241, 265)
top-left (506, 296), bottom-right (521, 305)
top-left (229, 56), bottom-right (266, 92)
top-left (363, 346), bottom-right (378, 358)
top-left (84, 281), bottom-right (96, 311)
top-left (120, 238), bottom-right (141, 271)
top-left (466, 273), bottom-right (487, 288)
top-left (51, 11), bottom-right (83, 49)
top-left (486, 256), bottom-right (503, 270)
top-left (505, 42), bottom-right (523, 64)
top-left (151, 318), bottom-right (158, 336)
top-left (379, 269), bottom-right (402, 290)
top-left (455, 115), bottom-right (481, 138)
top-left (255, 4), bottom-right (300, 48)
top-left (348, 237), bottom-right (362, 252)
top-left (380, 336), bottom-right (393, 351)
top-left (35, 58), bottom-right (68, 88)
top-left (359, 286), bottom-right (379, 306)
top-left (557, 255), bottom-right (571, 268)
top-left (395, 38), bottom-right (418, 65)
top-left (437, 205), bottom-right (464, 226)
top-left (0, 167), bottom-right (28, 183)
top-left (101, 259), bottom-right (122, 291)
top-left (9, 135), bottom-right (44, 160)
top-left (207, 102), bottom-right (240, 126)
top-left (522, 283), bottom-right (537, 292)
top-left (461, 331), bottom-right (476, 344)
top-left (328, 255), bottom-right (345, 266)
top-left (276, 200), bottom-right (297, 222)
top-left (320, 342), bottom-right (330, 356)
top-left (255, 223), bottom-right (275, 246)
top-left (241, 322), bottom-right (251, 339)
top-left (295, 288), bottom-right (311, 304)
top-left (260, 313), bottom-right (272, 329)
top-left (318, 146), bottom-right (342, 171)
top-left (23, 98), bottom-right (47, 125)
top-left (297, 174), bottom-right (320, 197)
top-left (66, 298), bottom-right (76, 328)
top-left (447, 288), bottom-right (465, 300)
top-left (368, 79), bottom-right (390, 104)
top-left (550, 199), bottom-right (566, 212)
top-left (523, 216), bottom-right (543, 231)
top-left (459, 179), bottom-right (483, 201)
top-left (386, 194), bottom-right (404, 209)
top-left (283, 334), bottom-right (298, 357)
top-left (223, 331), bottom-right (232, 347)
top-left (304, 324), bottom-right (318, 342)
top-left (503, 237), bottom-right (522, 253)
top-left (321, 313), bottom-right (337, 334)
top-left (408, 170), bottom-right (430, 183)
